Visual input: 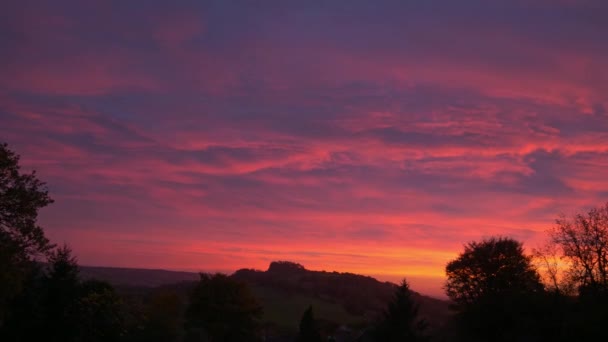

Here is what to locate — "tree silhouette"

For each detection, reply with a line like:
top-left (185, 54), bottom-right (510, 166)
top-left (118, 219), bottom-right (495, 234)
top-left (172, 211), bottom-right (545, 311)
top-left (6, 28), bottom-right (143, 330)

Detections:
top-left (141, 289), bottom-right (184, 342)
top-left (548, 203), bottom-right (608, 339)
top-left (0, 263), bottom-right (47, 340)
top-left (184, 273), bottom-right (262, 342)
top-left (0, 143), bottom-right (53, 323)
top-left (297, 305), bottom-right (322, 342)
top-left (446, 237), bottom-right (543, 306)
top-left (445, 237), bottom-right (544, 341)
top-left (76, 279), bottom-right (126, 342)
top-left (550, 202), bottom-right (608, 293)
top-left (44, 245), bottom-right (81, 341)
top-left (0, 142), bottom-right (54, 256)
top-left (0, 144), bottom-right (129, 341)
top-left (374, 279), bottom-right (427, 342)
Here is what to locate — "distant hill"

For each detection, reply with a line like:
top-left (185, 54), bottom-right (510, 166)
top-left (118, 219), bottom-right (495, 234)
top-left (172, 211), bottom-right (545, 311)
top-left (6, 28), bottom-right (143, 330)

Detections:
top-left (80, 262), bottom-right (451, 333)
top-left (233, 261), bottom-right (451, 332)
top-left (80, 265), bottom-right (199, 287)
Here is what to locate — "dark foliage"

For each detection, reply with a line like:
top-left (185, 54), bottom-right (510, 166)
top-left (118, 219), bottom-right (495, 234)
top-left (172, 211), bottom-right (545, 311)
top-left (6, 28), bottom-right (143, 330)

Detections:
top-left (445, 237), bottom-right (543, 307)
top-left (184, 273), bottom-right (263, 342)
top-left (233, 262), bottom-right (449, 330)
top-left (374, 279), bottom-right (427, 342)
top-left (0, 143), bottom-right (54, 256)
top-left (44, 245), bottom-right (82, 341)
top-left (0, 143), bottom-right (53, 322)
top-left (76, 279), bottom-right (126, 342)
top-left (9, 143), bottom-right (608, 341)
top-left (0, 263), bottom-right (48, 341)
top-left (551, 202), bottom-right (608, 292)
top-left (445, 237), bottom-right (545, 341)
top-left (1, 246), bottom-right (127, 342)
top-left (268, 261), bottom-right (307, 274)
top-left (297, 306), bottom-right (322, 342)
top-left (139, 289), bottom-right (184, 342)
top-left (547, 202), bottom-right (608, 339)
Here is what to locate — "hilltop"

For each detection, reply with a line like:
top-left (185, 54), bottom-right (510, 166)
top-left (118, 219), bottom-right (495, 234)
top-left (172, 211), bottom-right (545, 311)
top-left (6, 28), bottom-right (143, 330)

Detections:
top-left (80, 262), bottom-right (451, 333)
top-left (233, 262), bottom-right (451, 331)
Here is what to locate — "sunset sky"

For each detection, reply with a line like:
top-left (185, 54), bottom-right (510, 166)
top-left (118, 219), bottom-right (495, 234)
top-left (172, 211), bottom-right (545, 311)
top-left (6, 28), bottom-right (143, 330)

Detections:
top-left (2, 1), bottom-right (607, 297)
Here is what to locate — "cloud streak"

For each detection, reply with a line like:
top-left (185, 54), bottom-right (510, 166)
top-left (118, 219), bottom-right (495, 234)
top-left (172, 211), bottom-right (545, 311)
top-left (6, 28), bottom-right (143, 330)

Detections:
top-left (1, 0), bottom-right (607, 297)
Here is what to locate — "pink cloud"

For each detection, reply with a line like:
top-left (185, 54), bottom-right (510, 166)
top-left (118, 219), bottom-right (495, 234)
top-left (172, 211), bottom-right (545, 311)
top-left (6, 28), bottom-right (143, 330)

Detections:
top-left (2, 1), bottom-right (608, 298)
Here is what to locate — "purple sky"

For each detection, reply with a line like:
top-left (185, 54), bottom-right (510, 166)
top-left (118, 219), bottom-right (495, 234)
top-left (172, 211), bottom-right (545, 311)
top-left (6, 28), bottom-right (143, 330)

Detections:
top-left (1, 0), bottom-right (607, 297)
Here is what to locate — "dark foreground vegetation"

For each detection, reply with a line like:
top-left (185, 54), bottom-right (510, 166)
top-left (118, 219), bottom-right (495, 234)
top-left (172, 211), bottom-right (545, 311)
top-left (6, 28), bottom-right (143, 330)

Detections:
top-left (2, 141), bottom-right (608, 341)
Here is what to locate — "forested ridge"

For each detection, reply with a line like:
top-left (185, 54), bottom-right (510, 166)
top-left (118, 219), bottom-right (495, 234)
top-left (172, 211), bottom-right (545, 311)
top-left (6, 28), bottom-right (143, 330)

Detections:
top-left (3, 142), bottom-right (608, 341)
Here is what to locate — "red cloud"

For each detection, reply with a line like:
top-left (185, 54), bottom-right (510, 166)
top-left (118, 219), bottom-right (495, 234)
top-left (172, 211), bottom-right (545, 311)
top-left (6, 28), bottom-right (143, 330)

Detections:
top-left (2, 1), bottom-right (608, 298)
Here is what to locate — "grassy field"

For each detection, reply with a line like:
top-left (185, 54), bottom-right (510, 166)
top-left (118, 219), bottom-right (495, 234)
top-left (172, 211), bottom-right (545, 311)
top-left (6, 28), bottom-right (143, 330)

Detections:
top-left (251, 285), bottom-right (366, 331)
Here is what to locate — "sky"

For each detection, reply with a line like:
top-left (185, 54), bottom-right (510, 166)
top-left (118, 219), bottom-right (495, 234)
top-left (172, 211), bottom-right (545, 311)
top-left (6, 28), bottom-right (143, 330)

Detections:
top-left (1, 0), bottom-right (607, 298)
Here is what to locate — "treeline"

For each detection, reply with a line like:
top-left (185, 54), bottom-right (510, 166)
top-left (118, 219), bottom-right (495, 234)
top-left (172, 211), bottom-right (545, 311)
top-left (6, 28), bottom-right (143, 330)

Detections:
top-left (440, 202), bottom-right (608, 341)
top-left (3, 141), bottom-right (608, 341)
top-left (233, 261), bottom-right (413, 316)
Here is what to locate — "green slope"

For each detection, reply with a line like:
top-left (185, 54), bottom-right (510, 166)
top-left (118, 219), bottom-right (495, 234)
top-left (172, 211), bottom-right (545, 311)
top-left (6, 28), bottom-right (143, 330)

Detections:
top-left (252, 285), bottom-right (365, 331)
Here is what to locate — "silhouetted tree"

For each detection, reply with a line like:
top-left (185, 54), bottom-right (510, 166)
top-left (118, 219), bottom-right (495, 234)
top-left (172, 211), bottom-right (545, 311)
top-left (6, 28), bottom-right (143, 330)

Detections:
top-left (267, 261), bottom-right (306, 274)
top-left (531, 243), bottom-right (579, 342)
top-left (141, 289), bottom-right (184, 342)
top-left (0, 263), bottom-right (47, 341)
top-left (184, 273), bottom-right (262, 342)
top-left (550, 202), bottom-right (608, 293)
top-left (44, 245), bottom-right (81, 341)
top-left (446, 237), bottom-right (543, 306)
top-left (547, 203), bottom-right (608, 339)
top-left (374, 279), bottom-right (427, 342)
top-left (76, 280), bottom-right (126, 342)
top-left (533, 242), bottom-right (574, 295)
top-left (297, 306), bottom-right (322, 342)
top-left (445, 237), bottom-right (544, 341)
top-left (5, 246), bottom-right (129, 341)
top-left (0, 143), bottom-right (53, 323)
top-left (3, 245), bottom-right (82, 341)
top-left (0, 145), bottom-right (130, 341)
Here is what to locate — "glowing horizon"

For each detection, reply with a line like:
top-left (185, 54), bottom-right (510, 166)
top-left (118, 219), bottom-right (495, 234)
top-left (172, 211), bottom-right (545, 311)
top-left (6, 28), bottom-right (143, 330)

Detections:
top-left (2, 1), bottom-right (607, 298)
